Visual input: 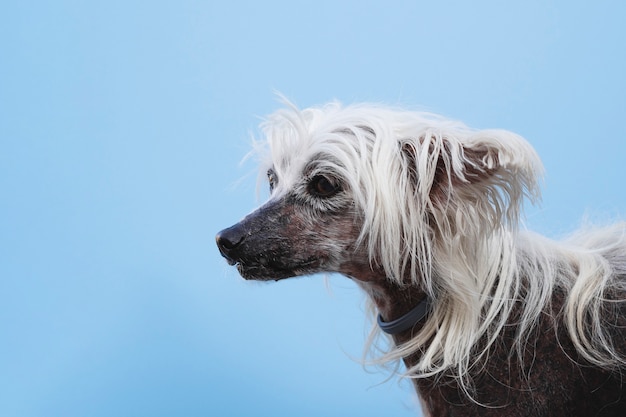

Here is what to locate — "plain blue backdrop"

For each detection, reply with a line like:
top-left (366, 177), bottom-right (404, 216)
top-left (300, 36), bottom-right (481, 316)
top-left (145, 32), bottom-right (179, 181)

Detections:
top-left (1, 1), bottom-right (625, 416)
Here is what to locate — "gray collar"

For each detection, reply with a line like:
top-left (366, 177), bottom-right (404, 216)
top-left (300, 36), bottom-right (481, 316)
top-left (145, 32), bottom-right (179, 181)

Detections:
top-left (377, 297), bottom-right (430, 335)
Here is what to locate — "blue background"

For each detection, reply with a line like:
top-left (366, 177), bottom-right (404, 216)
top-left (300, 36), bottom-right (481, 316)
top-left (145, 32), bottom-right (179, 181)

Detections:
top-left (2, 1), bottom-right (625, 416)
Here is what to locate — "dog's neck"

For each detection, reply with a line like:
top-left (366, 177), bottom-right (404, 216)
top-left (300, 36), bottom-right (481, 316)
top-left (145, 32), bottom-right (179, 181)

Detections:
top-left (364, 279), bottom-right (428, 344)
top-left (342, 263), bottom-right (429, 345)
top-left (377, 296), bottom-right (430, 335)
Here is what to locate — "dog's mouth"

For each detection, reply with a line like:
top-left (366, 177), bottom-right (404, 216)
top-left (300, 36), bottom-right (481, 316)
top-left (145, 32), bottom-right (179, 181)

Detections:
top-left (233, 257), bottom-right (321, 281)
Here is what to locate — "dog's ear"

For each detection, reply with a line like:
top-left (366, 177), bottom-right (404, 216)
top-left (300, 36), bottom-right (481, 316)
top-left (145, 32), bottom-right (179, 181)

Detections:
top-left (400, 129), bottom-right (542, 227)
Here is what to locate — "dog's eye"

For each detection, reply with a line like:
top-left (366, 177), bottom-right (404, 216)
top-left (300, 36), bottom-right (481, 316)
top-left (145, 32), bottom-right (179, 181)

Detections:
top-left (308, 175), bottom-right (340, 198)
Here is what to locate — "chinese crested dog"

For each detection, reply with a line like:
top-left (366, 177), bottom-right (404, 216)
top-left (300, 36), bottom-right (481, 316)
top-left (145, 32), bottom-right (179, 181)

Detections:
top-left (216, 101), bottom-right (626, 416)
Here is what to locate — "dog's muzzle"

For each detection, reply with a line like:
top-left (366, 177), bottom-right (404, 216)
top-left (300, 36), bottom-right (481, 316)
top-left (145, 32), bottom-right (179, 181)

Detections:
top-left (216, 199), bottom-right (326, 281)
top-left (215, 200), bottom-right (305, 280)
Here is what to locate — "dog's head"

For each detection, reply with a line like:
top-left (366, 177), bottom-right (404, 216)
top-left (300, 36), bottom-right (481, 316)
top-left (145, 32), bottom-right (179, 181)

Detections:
top-left (216, 101), bottom-right (542, 286)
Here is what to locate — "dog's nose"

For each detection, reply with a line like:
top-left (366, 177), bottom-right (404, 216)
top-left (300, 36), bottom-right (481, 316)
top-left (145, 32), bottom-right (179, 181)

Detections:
top-left (216, 224), bottom-right (246, 263)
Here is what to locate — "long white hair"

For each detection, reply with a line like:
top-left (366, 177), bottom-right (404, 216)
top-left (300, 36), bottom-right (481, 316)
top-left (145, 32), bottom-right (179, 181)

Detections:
top-left (257, 100), bottom-right (626, 392)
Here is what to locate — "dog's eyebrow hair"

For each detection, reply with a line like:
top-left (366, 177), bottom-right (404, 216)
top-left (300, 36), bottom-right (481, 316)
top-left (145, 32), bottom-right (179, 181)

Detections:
top-left (303, 153), bottom-right (344, 175)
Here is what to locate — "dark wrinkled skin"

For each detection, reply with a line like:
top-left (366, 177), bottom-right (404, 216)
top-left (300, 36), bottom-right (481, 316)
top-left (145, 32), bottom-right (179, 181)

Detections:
top-left (216, 193), bottom-right (626, 417)
top-left (216, 194), bottom-right (363, 281)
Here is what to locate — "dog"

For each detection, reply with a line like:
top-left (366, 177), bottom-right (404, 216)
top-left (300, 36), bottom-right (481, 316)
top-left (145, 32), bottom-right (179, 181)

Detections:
top-left (216, 101), bottom-right (626, 416)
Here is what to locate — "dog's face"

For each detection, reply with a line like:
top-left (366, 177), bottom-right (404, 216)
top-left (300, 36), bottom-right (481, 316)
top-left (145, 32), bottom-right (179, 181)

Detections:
top-left (216, 163), bottom-right (364, 281)
top-left (216, 102), bottom-right (541, 285)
